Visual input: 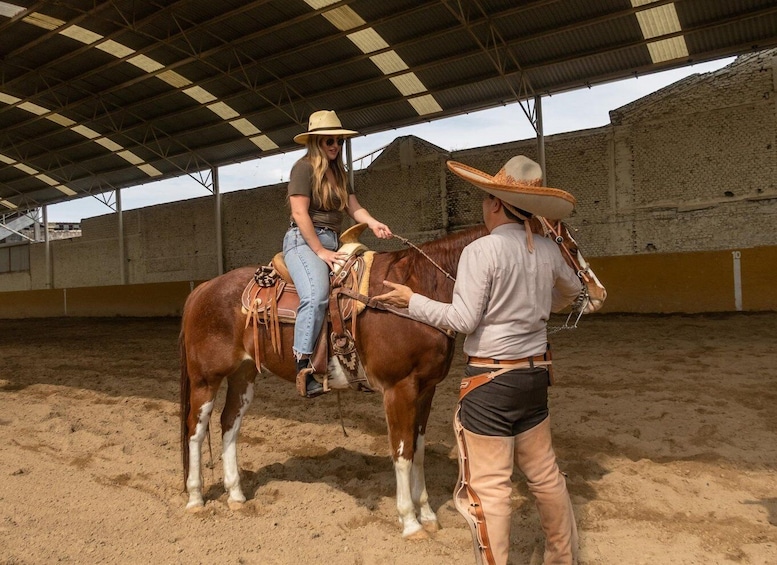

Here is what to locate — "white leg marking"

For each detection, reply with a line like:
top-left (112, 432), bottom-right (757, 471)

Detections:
top-left (223, 383), bottom-right (254, 506)
top-left (394, 457), bottom-right (423, 537)
top-left (186, 400), bottom-right (213, 509)
top-left (397, 440), bottom-right (404, 458)
top-left (411, 435), bottom-right (438, 526)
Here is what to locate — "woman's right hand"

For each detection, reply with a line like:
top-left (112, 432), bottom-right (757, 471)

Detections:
top-left (316, 248), bottom-right (347, 272)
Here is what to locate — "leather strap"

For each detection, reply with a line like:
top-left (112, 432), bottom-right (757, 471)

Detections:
top-left (453, 404), bottom-right (497, 565)
top-left (338, 287), bottom-right (457, 339)
top-left (460, 352), bottom-right (552, 401)
top-left (465, 354), bottom-right (546, 366)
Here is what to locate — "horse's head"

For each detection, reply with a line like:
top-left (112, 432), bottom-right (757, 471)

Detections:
top-left (532, 217), bottom-right (607, 314)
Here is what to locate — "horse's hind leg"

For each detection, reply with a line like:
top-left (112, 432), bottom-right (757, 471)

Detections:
top-left (221, 364), bottom-right (256, 510)
top-left (411, 386), bottom-right (439, 532)
top-left (185, 381), bottom-right (219, 511)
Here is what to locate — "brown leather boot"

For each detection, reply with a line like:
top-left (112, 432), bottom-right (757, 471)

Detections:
top-left (456, 427), bottom-right (515, 565)
top-left (514, 417), bottom-right (578, 565)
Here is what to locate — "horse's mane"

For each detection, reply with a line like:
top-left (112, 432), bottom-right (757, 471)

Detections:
top-left (400, 225), bottom-right (488, 299)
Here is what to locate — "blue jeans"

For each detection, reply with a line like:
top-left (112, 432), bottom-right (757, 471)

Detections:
top-left (282, 226), bottom-right (338, 356)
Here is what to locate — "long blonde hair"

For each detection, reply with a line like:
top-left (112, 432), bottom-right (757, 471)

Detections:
top-left (305, 137), bottom-right (349, 211)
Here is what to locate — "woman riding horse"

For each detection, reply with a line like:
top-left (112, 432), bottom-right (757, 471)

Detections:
top-left (283, 110), bottom-right (392, 397)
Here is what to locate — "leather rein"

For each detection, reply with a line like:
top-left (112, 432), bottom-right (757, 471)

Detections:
top-left (391, 233), bottom-right (457, 283)
top-left (386, 224), bottom-right (595, 335)
top-left (339, 286), bottom-right (456, 339)
top-left (339, 233), bottom-right (457, 339)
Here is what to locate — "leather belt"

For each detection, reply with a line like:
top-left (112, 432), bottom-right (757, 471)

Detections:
top-left (466, 354), bottom-right (545, 366)
top-left (289, 221), bottom-right (337, 233)
top-left (460, 351), bottom-right (554, 401)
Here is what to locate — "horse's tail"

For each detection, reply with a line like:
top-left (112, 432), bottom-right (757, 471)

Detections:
top-left (179, 325), bottom-right (191, 491)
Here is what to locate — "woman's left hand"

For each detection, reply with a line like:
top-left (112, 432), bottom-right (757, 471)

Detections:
top-left (369, 221), bottom-right (393, 240)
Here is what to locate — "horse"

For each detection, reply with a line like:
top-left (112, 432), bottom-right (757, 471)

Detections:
top-left (179, 221), bottom-right (605, 539)
top-left (180, 225), bottom-right (486, 538)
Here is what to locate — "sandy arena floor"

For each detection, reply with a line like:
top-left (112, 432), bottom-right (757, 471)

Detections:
top-left (1, 313), bottom-right (776, 564)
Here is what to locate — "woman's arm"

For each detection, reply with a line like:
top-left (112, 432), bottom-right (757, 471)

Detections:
top-left (347, 194), bottom-right (393, 239)
top-left (289, 195), bottom-right (346, 270)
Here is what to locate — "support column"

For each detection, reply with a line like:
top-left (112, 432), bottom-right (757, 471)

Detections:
top-left (43, 205), bottom-right (52, 289)
top-left (535, 95), bottom-right (546, 182)
top-left (346, 138), bottom-right (355, 189)
top-left (117, 188), bottom-right (126, 284)
top-left (33, 210), bottom-right (42, 241)
top-left (213, 166), bottom-right (224, 275)
top-left (732, 251), bottom-right (743, 311)
top-left (440, 156), bottom-right (449, 232)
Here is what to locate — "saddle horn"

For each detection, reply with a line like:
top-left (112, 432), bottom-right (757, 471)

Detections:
top-left (339, 222), bottom-right (369, 244)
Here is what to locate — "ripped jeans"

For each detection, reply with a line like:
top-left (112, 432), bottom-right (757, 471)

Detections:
top-left (282, 226), bottom-right (338, 357)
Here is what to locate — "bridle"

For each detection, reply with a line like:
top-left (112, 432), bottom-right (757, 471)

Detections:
top-left (535, 217), bottom-right (600, 332)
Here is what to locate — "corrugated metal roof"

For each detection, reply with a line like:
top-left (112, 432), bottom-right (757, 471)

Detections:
top-left (1, 0), bottom-right (776, 214)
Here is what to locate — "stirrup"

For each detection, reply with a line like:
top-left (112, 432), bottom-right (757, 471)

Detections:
top-left (305, 376), bottom-right (325, 398)
top-left (295, 365), bottom-right (313, 397)
top-left (295, 366), bottom-right (326, 398)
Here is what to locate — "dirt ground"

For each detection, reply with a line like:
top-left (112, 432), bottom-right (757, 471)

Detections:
top-left (1, 313), bottom-right (776, 564)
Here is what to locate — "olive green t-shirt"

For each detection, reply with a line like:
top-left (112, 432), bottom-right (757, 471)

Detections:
top-left (287, 159), bottom-right (353, 233)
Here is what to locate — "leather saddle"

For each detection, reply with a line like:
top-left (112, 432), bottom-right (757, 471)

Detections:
top-left (241, 223), bottom-right (375, 394)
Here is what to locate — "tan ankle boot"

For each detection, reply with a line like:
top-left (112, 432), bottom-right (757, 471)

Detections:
top-left (514, 417), bottom-right (578, 564)
top-left (454, 424), bottom-right (515, 565)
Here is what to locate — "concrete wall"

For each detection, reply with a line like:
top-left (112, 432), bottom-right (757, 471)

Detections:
top-left (1, 50), bottom-right (775, 317)
top-left (591, 245), bottom-right (776, 313)
top-left (0, 281), bottom-right (200, 318)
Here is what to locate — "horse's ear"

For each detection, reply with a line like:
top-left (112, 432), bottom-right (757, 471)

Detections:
top-left (340, 222), bottom-right (369, 244)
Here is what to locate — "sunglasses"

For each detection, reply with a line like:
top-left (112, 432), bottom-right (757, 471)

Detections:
top-left (324, 137), bottom-right (345, 147)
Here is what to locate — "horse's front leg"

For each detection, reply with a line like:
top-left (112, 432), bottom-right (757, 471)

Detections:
top-left (221, 368), bottom-right (256, 509)
top-left (384, 383), bottom-right (427, 539)
top-left (410, 387), bottom-right (439, 532)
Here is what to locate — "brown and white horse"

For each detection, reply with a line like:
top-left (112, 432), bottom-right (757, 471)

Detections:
top-left (179, 222), bottom-right (605, 538)
top-left (180, 226), bottom-right (485, 538)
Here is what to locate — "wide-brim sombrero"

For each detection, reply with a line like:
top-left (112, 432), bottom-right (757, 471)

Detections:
top-left (447, 156), bottom-right (576, 220)
top-left (293, 110), bottom-right (358, 145)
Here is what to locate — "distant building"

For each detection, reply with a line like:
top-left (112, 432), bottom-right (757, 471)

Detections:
top-left (1, 220), bottom-right (82, 243)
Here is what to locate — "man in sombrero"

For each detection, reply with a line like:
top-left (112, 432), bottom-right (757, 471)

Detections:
top-left (375, 156), bottom-right (583, 565)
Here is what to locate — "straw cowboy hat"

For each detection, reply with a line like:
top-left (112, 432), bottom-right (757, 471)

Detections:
top-left (293, 110), bottom-right (358, 144)
top-left (447, 156), bottom-right (576, 220)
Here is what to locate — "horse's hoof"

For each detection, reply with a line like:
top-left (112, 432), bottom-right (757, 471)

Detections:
top-left (228, 499), bottom-right (245, 511)
top-left (404, 528), bottom-right (429, 541)
top-left (185, 494), bottom-right (205, 512)
top-left (422, 520), bottom-right (440, 533)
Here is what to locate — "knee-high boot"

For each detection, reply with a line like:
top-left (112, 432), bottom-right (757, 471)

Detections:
top-left (514, 417), bottom-right (578, 565)
top-left (454, 421), bottom-right (515, 565)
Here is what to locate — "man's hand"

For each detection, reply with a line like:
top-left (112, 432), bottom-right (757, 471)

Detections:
top-left (374, 280), bottom-right (413, 308)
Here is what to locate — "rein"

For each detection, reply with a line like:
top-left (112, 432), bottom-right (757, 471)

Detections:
top-left (391, 233), bottom-right (456, 283)
top-left (372, 227), bottom-right (600, 335)
top-left (339, 287), bottom-right (456, 339)
top-left (334, 232), bottom-right (458, 339)
top-left (386, 230), bottom-right (583, 335)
